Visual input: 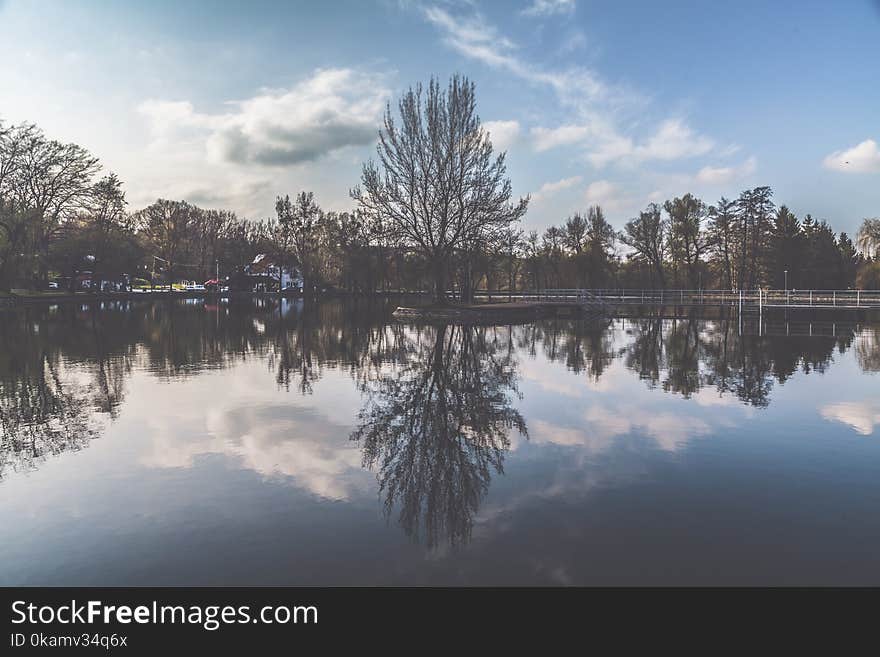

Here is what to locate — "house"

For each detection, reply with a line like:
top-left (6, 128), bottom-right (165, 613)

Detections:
top-left (244, 254), bottom-right (303, 292)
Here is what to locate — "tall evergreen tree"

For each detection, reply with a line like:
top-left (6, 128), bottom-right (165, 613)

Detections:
top-left (734, 186), bottom-right (774, 290)
top-left (585, 205), bottom-right (616, 288)
top-left (706, 197), bottom-right (737, 290)
top-left (767, 205), bottom-right (802, 289)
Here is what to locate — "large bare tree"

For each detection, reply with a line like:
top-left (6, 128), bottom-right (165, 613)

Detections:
top-left (13, 128), bottom-right (101, 283)
top-left (352, 75), bottom-right (528, 304)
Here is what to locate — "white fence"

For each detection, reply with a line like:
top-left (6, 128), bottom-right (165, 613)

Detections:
top-left (472, 289), bottom-right (880, 309)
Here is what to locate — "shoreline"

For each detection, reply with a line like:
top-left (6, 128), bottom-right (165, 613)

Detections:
top-left (0, 290), bottom-right (423, 307)
top-left (392, 301), bottom-right (607, 323)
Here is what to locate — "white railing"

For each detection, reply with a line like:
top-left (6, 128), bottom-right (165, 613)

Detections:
top-left (471, 289), bottom-right (880, 309)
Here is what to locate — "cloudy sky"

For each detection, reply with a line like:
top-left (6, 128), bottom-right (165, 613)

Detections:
top-left (1, 0), bottom-right (878, 235)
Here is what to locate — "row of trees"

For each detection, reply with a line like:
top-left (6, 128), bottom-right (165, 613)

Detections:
top-left (3, 75), bottom-right (880, 296)
top-left (508, 189), bottom-right (878, 293)
top-left (619, 188), bottom-right (873, 291)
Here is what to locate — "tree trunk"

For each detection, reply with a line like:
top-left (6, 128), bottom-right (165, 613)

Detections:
top-left (432, 258), bottom-right (447, 305)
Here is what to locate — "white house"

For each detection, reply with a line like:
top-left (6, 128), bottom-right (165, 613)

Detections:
top-left (246, 254), bottom-right (303, 291)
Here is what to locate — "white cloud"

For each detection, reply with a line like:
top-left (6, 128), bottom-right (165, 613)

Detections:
top-left (531, 124), bottom-right (592, 152)
top-left (584, 179), bottom-right (630, 211)
top-left (520, 0), bottom-right (576, 17)
top-left (424, 4), bottom-right (725, 174)
top-left (423, 6), bottom-right (518, 69)
top-left (695, 156), bottom-right (757, 185)
top-left (484, 119), bottom-right (521, 151)
top-left (532, 117), bottom-right (714, 168)
top-left (558, 30), bottom-right (587, 54)
top-left (531, 175), bottom-right (582, 201)
top-left (584, 132), bottom-right (636, 167)
top-left (139, 68), bottom-right (389, 167)
top-left (820, 400), bottom-right (880, 435)
top-left (632, 119), bottom-right (714, 162)
top-left (417, 2), bottom-right (731, 220)
top-left (823, 138), bottom-right (880, 173)
top-left (423, 6), bottom-right (608, 104)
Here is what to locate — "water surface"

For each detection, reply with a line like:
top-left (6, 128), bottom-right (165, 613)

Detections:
top-left (1, 298), bottom-right (879, 585)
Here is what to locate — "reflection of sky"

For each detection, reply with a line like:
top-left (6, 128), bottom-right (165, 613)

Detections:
top-left (2, 320), bottom-right (880, 585)
top-left (135, 360), bottom-right (369, 500)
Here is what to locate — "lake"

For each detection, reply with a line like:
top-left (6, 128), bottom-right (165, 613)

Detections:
top-left (1, 298), bottom-right (879, 585)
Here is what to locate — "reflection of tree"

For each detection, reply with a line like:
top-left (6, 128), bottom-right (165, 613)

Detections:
top-left (268, 299), bottom-right (400, 394)
top-left (519, 318), bottom-right (614, 379)
top-left (270, 303), bottom-right (322, 394)
top-left (857, 327), bottom-right (880, 372)
top-left (623, 317), bottom-right (846, 407)
top-left (625, 318), bottom-right (663, 387)
top-left (0, 358), bottom-right (98, 479)
top-left (662, 319), bottom-right (702, 397)
top-left (351, 324), bottom-right (526, 548)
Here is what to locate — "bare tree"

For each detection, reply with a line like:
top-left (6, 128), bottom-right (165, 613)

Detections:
top-left (275, 191), bottom-right (324, 295)
top-left (620, 203), bottom-right (667, 288)
top-left (665, 193), bottom-right (707, 288)
top-left (133, 199), bottom-right (199, 284)
top-left (82, 173), bottom-right (128, 291)
top-left (12, 128), bottom-right (101, 283)
top-left (352, 75), bottom-right (528, 304)
top-left (857, 218), bottom-right (880, 259)
top-left (0, 123), bottom-right (40, 290)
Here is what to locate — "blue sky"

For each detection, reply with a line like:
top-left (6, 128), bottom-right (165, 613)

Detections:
top-left (1, 0), bottom-right (878, 236)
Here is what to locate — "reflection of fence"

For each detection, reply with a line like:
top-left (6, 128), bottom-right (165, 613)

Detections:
top-left (473, 289), bottom-right (880, 310)
top-left (732, 319), bottom-right (862, 338)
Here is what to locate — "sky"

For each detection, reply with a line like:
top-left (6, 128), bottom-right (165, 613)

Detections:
top-left (1, 0), bottom-right (878, 236)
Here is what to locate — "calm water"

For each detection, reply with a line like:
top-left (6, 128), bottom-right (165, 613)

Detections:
top-left (1, 298), bottom-right (879, 585)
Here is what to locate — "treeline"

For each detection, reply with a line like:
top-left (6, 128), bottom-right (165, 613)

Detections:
top-left (618, 188), bottom-right (877, 290)
top-left (3, 108), bottom-right (879, 294)
top-left (527, 189), bottom-right (878, 291)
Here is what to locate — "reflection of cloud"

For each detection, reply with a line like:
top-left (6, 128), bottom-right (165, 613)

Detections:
top-left (531, 405), bottom-right (711, 453)
top-left (519, 358), bottom-right (585, 397)
top-left (691, 387), bottom-right (743, 408)
top-left (820, 401), bottom-right (880, 435)
top-left (143, 405), bottom-right (365, 500)
top-left (134, 362), bottom-right (369, 500)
